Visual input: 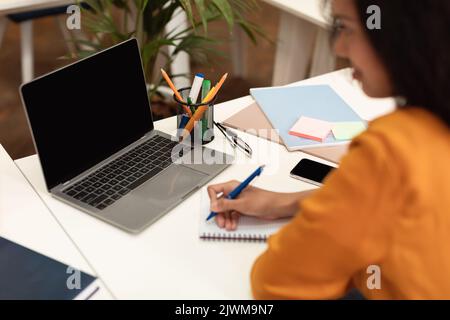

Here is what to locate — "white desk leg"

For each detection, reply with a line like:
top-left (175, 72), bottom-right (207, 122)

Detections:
top-left (21, 21), bottom-right (34, 83)
top-left (309, 27), bottom-right (335, 77)
top-left (231, 25), bottom-right (248, 79)
top-left (272, 12), bottom-right (317, 86)
top-left (166, 8), bottom-right (191, 89)
top-left (0, 16), bottom-right (7, 49)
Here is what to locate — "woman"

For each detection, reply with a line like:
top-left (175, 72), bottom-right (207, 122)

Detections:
top-left (207, 0), bottom-right (450, 299)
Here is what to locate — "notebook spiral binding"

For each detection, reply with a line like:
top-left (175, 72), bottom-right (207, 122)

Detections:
top-left (200, 232), bottom-right (267, 242)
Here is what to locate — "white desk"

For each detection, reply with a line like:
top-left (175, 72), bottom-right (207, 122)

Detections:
top-left (261, 0), bottom-right (334, 85)
top-left (0, 144), bottom-right (113, 299)
top-left (15, 69), bottom-right (396, 299)
top-left (263, 0), bottom-right (327, 29)
top-left (0, 0), bottom-right (73, 15)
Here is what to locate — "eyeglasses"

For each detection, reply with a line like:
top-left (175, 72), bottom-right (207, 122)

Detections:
top-left (214, 122), bottom-right (252, 158)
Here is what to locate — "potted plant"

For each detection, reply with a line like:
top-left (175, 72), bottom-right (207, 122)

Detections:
top-left (71, 0), bottom-right (265, 101)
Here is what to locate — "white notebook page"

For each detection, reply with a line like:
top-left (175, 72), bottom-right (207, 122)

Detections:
top-left (198, 189), bottom-right (290, 241)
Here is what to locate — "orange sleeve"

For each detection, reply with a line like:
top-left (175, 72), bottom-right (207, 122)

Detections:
top-left (251, 131), bottom-right (401, 299)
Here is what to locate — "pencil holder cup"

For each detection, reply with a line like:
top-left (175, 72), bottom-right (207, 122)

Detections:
top-left (174, 87), bottom-right (216, 145)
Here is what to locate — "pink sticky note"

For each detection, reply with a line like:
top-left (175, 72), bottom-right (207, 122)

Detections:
top-left (289, 116), bottom-right (332, 142)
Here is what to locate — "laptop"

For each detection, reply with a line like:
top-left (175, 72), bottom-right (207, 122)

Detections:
top-left (20, 38), bottom-right (232, 234)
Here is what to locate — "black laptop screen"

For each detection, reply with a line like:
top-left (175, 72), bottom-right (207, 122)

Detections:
top-left (21, 39), bottom-right (153, 190)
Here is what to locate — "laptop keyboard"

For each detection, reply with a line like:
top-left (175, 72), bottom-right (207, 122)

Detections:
top-left (62, 135), bottom-right (179, 210)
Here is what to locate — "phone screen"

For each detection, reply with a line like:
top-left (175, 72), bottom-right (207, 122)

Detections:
top-left (290, 159), bottom-right (335, 184)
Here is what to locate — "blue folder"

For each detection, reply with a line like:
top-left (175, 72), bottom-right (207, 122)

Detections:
top-left (0, 236), bottom-right (97, 300)
top-left (250, 85), bottom-right (366, 151)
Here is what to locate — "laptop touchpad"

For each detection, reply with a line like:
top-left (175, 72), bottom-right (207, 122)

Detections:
top-left (132, 165), bottom-right (207, 206)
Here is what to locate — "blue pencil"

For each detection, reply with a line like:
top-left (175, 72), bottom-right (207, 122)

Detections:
top-left (206, 165), bottom-right (265, 221)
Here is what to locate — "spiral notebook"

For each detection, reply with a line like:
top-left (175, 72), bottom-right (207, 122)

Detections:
top-left (199, 189), bottom-right (289, 242)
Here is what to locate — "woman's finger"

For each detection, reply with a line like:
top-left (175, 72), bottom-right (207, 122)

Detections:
top-left (231, 211), bottom-right (240, 230)
top-left (207, 181), bottom-right (240, 209)
top-left (212, 191), bottom-right (250, 213)
top-left (224, 211), bottom-right (233, 231)
top-left (207, 181), bottom-right (239, 197)
top-left (215, 212), bottom-right (226, 228)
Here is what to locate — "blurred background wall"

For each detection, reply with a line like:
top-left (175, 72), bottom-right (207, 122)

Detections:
top-left (0, 2), bottom-right (279, 160)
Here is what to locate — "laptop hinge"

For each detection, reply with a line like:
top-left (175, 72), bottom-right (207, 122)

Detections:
top-left (62, 180), bottom-right (72, 186)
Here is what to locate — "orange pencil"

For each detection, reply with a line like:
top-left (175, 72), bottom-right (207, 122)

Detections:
top-left (181, 73), bottom-right (228, 141)
top-left (161, 69), bottom-right (192, 117)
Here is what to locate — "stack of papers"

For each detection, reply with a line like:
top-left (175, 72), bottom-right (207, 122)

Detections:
top-left (250, 85), bottom-right (367, 150)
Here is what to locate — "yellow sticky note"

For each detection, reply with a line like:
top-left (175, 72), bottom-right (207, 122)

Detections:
top-left (332, 122), bottom-right (366, 141)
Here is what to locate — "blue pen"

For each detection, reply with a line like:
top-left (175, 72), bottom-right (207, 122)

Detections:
top-left (178, 114), bottom-right (189, 130)
top-left (206, 165), bottom-right (266, 221)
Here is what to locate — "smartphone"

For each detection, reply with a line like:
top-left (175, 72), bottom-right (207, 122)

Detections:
top-left (290, 159), bottom-right (336, 187)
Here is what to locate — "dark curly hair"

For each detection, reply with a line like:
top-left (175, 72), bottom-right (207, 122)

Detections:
top-left (332, 0), bottom-right (450, 126)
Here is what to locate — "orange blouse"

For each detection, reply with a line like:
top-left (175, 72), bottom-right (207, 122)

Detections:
top-left (251, 107), bottom-right (450, 299)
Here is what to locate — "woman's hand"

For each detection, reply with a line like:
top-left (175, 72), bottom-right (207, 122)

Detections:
top-left (207, 181), bottom-right (313, 231)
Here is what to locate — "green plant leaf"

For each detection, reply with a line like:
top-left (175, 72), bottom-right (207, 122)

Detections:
top-left (143, 1), bottom-right (178, 38)
top-left (142, 38), bottom-right (175, 66)
top-left (141, 0), bottom-right (149, 10)
top-left (81, 0), bottom-right (103, 14)
top-left (211, 0), bottom-right (234, 28)
top-left (67, 39), bottom-right (103, 50)
top-left (194, 0), bottom-right (208, 33)
top-left (178, 0), bottom-right (196, 28)
top-left (76, 49), bottom-right (98, 59)
top-left (111, 0), bottom-right (129, 10)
